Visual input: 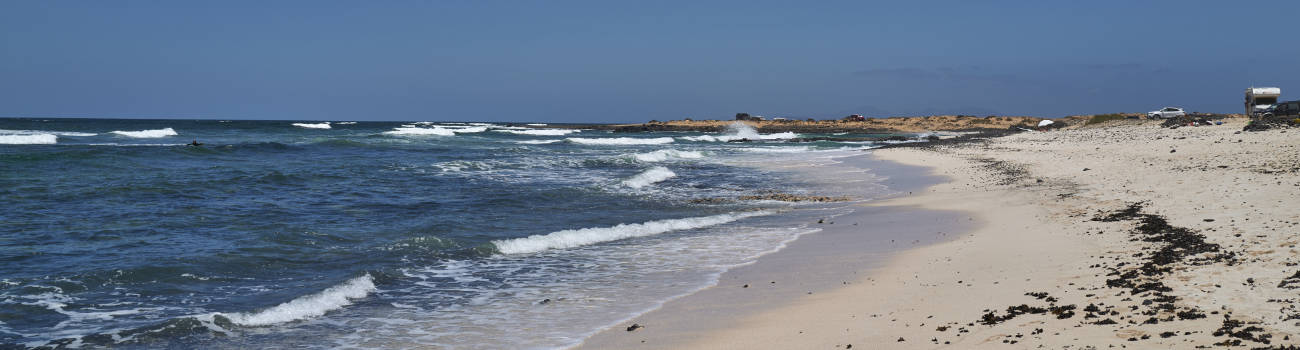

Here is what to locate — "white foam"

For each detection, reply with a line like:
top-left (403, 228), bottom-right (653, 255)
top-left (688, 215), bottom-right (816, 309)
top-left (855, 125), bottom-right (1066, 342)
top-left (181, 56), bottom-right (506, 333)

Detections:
top-left (622, 166), bottom-right (676, 188)
top-left (679, 122), bottom-right (797, 142)
top-left (452, 126), bottom-right (488, 133)
top-left (0, 134), bottom-right (57, 144)
top-left (292, 122), bottom-right (332, 129)
top-left (514, 140), bottom-right (563, 145)
top-left (385, 126), bottom-right (488, 136)
top-left (222, 274), bottom-right (376, 326)
top-left (632, 150), bottom-right (705, 162)
top-left (738, 146), bottom-right (813, 153)
top-left (526, 123), bottom-right (548, 126)
top-left (566, 137), bottom-right (674, 145)
top-left (335, 122), bottom-right (357, 125)
top-left (0, 129), bottom-right (96, 137)
top-left (496, 129), bottom-right (578, 136)
top-left (110, 128), bottom-right (178, 138)
top-left (492, 211), bottom-right (772, 254)
top-left (384, 127), bottom-right (456, 136)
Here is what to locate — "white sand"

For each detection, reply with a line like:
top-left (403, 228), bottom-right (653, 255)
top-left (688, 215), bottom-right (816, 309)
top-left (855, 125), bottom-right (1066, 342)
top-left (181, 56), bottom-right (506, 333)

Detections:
top-left (578, 118), bottom-right (1300, 349)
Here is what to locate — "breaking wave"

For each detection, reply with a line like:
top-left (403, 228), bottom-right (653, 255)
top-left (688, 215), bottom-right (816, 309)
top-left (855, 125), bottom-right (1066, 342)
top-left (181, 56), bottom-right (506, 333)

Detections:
top-left (566, 137), bottom-right (674, 145)
top-left (622, 166), bottom-right (676, 188)
top-left (384, 127), bottom-right (456, 136)
top-left (220, 274), bottom-right (376, 326)
top-left (111, 128), bottom-right (179, 138)
top-left (739, 146), bottom-right (812, 153)
top-left (496, 129), bottom-right (578, 136)
top-left (292, 122), bottom-right (331, 129)
top-left (631, 149), bottom-right (705, 162)
top-left (514, 139), bottom-right (563, 144)
top-left (492, 211), bottom-right (773, 254)
top-left (385, 126), bottom-right (488, 136)
top-left (0, 134), bottom-right (58, 144)
top-left (679, 122), bottom-right (797, 142)
top-left (0, 129), bottom-right (97, 137)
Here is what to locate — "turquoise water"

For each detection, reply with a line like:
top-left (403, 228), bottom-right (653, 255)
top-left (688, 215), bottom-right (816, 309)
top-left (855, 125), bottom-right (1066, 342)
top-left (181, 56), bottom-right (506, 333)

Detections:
top-left (0, 118), bottom-right (907, 349)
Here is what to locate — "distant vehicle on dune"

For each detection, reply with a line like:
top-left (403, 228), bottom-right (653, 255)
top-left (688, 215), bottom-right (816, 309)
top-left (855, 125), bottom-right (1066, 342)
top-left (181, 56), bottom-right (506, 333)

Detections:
top-left (1147, 107), bottom-right (1186, 119)
top-left (1267, 100), bottom-right (1299, 118)
top-left (1246, 87), bottom-right (1281, 117)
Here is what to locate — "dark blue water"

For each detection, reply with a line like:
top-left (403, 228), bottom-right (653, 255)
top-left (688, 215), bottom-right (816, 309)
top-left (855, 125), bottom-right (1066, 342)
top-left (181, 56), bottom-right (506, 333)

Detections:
top-left (0, 118), bottom-right (905, 349)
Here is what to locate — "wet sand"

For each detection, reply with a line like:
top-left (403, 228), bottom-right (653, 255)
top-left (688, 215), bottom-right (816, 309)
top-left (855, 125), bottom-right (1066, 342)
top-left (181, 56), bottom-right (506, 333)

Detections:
top-left (577, 118), bottom-right (1300, 349)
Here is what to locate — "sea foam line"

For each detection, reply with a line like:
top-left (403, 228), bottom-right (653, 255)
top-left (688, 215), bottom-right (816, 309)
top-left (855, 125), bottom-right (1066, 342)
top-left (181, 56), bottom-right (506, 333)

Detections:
top-left (495, 129), bottom-right (578, 136)
top-left (0, 129), bottom-right (96, 137)
top-left (384, 127), bottom-right (456, 136)
top-left (566, 137), bottom-right (674, 145)
top-left (622, 166), bottom-right (676, 188)
top-left (632, 149), bottom-right (704, 162)
top-left (492, 211), bottom-right (773, 255)
top-left (110, 128), bottom-right (178, 138)
top-left (219, 274), bottom-right (376, 326)
top-left (292, 122), bottom-right (332, 129)
top-left (0, 134), bottom-right (57, 144)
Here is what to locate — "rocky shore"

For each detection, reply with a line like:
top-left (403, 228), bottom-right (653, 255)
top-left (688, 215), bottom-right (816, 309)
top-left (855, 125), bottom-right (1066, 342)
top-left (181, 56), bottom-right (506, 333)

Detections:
top-left (537, 115), bottom-right (1047, 134)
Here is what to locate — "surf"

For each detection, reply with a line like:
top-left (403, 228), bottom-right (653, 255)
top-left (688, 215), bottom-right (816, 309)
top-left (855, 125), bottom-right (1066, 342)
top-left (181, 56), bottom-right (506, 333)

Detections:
top-left (491, 211), bottom-right (774, 255)
top-left (110, 128), bottom-right (179, 138)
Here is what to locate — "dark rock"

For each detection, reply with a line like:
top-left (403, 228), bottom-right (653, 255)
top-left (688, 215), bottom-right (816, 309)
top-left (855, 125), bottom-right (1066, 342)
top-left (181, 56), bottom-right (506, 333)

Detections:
top-left (626, 323), bottom-right (643, 332)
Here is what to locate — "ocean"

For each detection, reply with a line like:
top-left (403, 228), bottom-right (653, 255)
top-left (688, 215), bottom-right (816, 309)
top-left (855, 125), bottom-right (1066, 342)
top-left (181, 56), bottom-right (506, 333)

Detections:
top-left (0, 118), bottom-right (920, 349)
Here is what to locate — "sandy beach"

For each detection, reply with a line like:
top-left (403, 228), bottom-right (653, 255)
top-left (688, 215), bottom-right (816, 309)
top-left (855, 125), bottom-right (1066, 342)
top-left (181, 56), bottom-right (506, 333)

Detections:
top-left (578, 117), bottom-right (1300, 349)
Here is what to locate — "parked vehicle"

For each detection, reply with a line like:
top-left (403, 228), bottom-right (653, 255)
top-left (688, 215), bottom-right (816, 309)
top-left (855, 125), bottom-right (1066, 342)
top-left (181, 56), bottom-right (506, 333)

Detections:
top-left (1246, 87), bottom-right (1281, 117)
top-left (1268, 100), bottom-right (1300, 117)
top-left (1148, 107), bottom-right (1186, 119)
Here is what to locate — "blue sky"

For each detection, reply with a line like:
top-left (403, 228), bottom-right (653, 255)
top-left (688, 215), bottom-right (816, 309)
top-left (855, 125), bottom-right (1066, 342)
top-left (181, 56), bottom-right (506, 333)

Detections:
top-left (2, 1), bottom-right (1297, 122)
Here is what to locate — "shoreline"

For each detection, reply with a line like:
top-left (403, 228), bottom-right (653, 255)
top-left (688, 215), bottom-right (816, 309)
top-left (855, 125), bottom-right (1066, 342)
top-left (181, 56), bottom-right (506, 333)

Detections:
top-left (577, 118), bottom-right (1300, 348)
top-left (576, 151), bottom-right (978, 349)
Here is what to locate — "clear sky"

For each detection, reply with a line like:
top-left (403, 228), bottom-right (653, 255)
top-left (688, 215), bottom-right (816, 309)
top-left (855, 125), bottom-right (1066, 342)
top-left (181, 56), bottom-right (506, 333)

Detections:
top-left (2, 1), bottom-right (1297, 122)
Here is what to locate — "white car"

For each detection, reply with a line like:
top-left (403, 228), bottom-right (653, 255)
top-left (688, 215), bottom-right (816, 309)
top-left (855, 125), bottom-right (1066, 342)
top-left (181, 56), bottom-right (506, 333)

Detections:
top-left (1148, 107), bottom-right (1186, 119)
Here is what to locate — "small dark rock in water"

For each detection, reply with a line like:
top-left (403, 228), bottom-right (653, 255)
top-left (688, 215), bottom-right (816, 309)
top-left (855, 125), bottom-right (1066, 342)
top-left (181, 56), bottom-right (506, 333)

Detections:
top-left (1082, 168), bottom-right (1090, 171)
top-left (897, 337), bottom-right (905, 342)
top-left (539, 298), bottom-right (551, 305)
top-left (1204, 218), bottom-right (1215, 222)
top-left (742, 284), bottom-right (749, 288)
top-left (626, 323), bottom-right (643, 332)
top-left (846, 344), bottom-right (851, 349)
top-left (1170, 149), bottom-right (1176, 153)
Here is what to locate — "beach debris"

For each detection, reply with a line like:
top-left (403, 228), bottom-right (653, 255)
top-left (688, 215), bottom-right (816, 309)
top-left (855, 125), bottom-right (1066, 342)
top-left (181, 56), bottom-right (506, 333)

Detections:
top-left (1277, 271), bottom-right (1300, 289)
top-left (1212, 316), bottom-right (1272, 345)
top-left (692, 193), bottom-right (849, 204)
top-left (737, 193), bottom-right (850, 202)
top-left (687, 197), bottom-right (733, 204)
top-left (896, 337), bottom-right (905, 342)
top-left (626, 323), bottom-right (643, 332)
